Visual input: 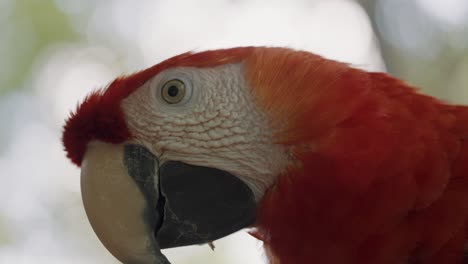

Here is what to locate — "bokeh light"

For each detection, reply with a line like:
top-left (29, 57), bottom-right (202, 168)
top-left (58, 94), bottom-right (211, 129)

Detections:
top-left (416, 0), bottom-right (468, 27)
top-left (137, 0), bottom-right (384, 71)
top-left (0, 0), bottom-right (467, 263)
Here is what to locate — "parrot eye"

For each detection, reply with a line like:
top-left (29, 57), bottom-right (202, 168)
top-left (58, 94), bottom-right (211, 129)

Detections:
top-left (161, 79), bottom-right (187, 104)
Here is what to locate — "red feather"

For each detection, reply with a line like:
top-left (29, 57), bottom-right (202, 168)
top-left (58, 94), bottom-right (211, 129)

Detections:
top-left (62, 46), bottom-right (468, 263)
top-left (245, 48), bottom-right (468, 263)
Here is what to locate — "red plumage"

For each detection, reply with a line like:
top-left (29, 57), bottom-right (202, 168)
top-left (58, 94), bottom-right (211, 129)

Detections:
top-left (62, 46), bottom-right (468, 263)
top-left (245, 48), bottom-right (468, 264)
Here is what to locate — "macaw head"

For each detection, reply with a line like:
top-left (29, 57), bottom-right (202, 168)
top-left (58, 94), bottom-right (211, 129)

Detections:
top-left (62, 47), bottom-right (360, 263)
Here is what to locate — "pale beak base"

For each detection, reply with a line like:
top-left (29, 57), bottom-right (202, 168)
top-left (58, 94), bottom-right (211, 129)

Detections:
top-left (81, 142), bottom-right (256, 264)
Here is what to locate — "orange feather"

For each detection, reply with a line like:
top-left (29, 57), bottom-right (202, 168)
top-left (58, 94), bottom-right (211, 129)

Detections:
top-left (246, 48), bottom-right (468, 264)
top-left (63, 46), bottom-right (468, 263)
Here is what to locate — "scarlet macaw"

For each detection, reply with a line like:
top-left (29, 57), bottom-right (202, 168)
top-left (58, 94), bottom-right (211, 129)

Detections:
top-left (62, 47), bottom-right (468, 264)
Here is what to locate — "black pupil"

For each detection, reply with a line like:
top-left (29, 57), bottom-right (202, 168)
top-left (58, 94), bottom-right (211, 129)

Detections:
top-left (167, 85), bottom-right (179, 97)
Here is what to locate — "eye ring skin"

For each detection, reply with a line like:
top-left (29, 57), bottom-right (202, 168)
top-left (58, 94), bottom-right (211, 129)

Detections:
top-left (160, 79), bottom-right (186, 104)
top-left (153, 73), bottom-right (194, 107)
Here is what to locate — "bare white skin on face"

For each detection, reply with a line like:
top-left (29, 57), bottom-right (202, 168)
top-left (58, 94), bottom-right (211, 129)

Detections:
top-left (121, 63), bottom-right (290, 199)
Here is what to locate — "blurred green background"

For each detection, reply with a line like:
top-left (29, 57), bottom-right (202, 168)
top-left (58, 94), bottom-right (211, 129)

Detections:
top-left (0, 0), bottom-right (467, 263)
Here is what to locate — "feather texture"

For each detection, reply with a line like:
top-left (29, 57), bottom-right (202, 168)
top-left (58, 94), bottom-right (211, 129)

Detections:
top-left (62, 47), bottom-right (254, 166)
top-left (246, 48), bottom-right (468, 264)
top-left (63, 46), bottom-right (468, 263)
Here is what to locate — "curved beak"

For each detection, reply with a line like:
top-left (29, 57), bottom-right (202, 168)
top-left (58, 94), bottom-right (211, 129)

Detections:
top-left (80, 142), bottom-right (256, 264)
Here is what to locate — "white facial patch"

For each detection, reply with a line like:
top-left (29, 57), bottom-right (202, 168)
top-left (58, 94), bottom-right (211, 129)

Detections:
top-left (121, 63), bottom-right (290, 200)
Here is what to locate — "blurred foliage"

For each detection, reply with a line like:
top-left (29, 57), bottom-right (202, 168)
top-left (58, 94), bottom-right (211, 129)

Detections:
top-left (0, 218), bottom-right (10, 246)
top-left (2, 0), bottom-right (467, 98)
top-left (1, 0), bottom-right (77, 94)
top-left (0, 0), bottom-right (467, 263)
top-left (359, 0), bottom-right (468, 102)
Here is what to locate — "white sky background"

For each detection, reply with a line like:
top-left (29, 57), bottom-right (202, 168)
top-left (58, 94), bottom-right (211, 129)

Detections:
top-left (0, 0), bottom-right (466, 263)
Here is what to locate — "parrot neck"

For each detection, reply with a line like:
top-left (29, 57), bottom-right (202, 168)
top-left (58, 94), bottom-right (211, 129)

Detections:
top-left (253, 67), bottom-right (468, 263)
top-left (247, 49), bottom-right (383, 263)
